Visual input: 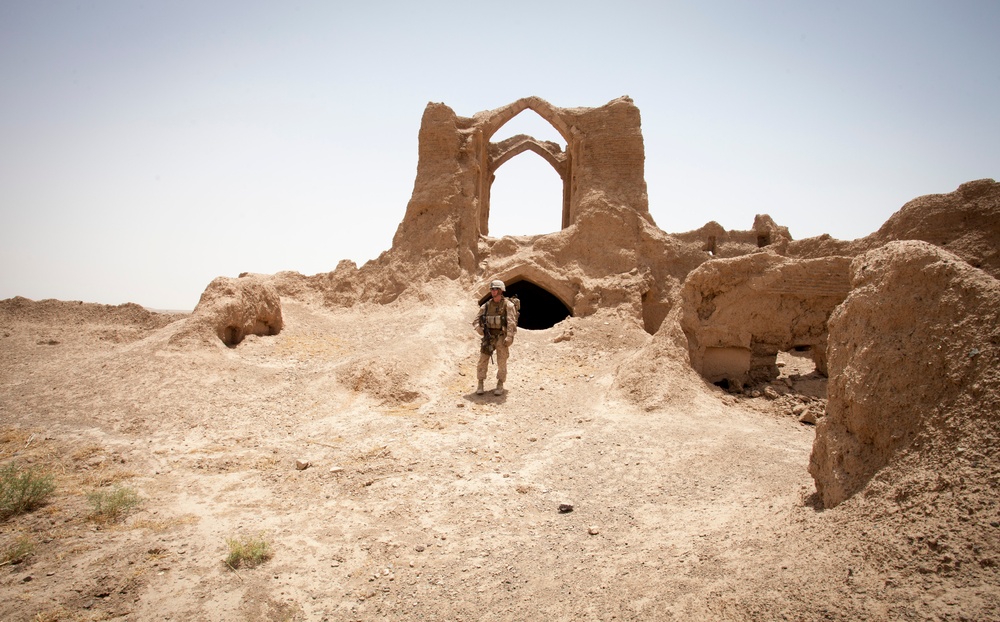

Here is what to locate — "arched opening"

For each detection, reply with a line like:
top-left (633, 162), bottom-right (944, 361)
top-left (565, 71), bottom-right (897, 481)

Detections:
top-left (484, 109), bottom-right (568, 238)
top-left (478, 278), bottom-right (572, 330)
top-left (489, 154), bottom-right (563, 237)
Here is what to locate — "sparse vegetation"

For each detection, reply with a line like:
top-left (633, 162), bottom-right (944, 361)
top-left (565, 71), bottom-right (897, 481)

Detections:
top-left (0, 462), bottom-right (55, 520)
top-left (0, 536), bottom-right (35, 566)
top-left (32, 606), bottom-right (68, 622)
top-left (87, 486), bottom-right (142, 523)
top-left (225, 532), bottom-right (272, 569)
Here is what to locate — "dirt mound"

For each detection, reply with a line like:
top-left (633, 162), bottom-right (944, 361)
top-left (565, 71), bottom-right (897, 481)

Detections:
top-left (0, 296), bottom-right (181, 329)
top-left (168, 274), bottom-right (283, 348)
top-left (0, 296), bottom-right (184, 346)
top-left (810, 240), bottom-right (1000, 508)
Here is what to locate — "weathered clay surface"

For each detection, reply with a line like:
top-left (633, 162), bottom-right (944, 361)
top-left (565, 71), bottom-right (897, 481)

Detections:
top-left (679, 251), bottom-right (851, 389)
top-left (862, 178), bottom-right (1000, 278)
top-left (219, 99), bottom-right (999, 420)
top-left (169, 274), bottom-right (282, 347)
top-left (785, 178), bottom-right (1000, 275)
top-left (809, 240), bottom-right (1000, 508)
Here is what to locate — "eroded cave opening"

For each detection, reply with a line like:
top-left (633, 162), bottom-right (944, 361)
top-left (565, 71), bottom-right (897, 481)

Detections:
top-left (479, 279), bottom-right (571, 330)
top-left (223, 326), bottom-right (241, 348)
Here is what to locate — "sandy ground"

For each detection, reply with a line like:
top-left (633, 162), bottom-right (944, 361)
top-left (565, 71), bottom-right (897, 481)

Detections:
top-left (0, 295), bottom-right (996, 621)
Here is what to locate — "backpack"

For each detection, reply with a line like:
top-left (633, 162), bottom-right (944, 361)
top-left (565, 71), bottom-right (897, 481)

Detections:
top-left (508, 294), bottom-right (520, 325)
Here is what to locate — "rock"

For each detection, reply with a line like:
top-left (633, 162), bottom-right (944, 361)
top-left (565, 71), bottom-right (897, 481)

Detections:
top-left (798, 410), bottom-right (818, 425)
top-left (295, 460), bottom-right (310, 471)
top-left (558, 503), bottom-right (574, 513)
top-left (588, 526), bottom-right (600, 535)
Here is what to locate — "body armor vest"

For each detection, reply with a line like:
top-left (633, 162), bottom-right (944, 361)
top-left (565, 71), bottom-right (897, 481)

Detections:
top-left (482, 301), bottom-right (507, 331)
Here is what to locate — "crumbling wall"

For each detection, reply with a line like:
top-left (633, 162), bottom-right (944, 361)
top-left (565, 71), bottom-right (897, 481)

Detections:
top-left (674, 215), bottom-right (792, 259)
top-left (859, 178), bottom-right (1000, 279)
top-left (388, 102), bottom-right (480, 278)
top-left (385, 97), bottom-right (651, 292)
top-left (679, 252), bottom-right (851, 389)
top-left (809, 240), bottom-right (1000, 508)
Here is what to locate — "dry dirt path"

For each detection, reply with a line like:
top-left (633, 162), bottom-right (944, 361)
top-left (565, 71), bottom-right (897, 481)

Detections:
top-left (1, 298), bottom-right (900, 621)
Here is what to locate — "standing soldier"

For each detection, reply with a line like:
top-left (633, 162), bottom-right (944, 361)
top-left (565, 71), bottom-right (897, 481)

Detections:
top-left (473, 279), bottom-right (518, 395)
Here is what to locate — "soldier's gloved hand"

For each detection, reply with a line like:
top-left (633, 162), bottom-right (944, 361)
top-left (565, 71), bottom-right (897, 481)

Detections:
top-left (504, 337), bottom-right (513, 346)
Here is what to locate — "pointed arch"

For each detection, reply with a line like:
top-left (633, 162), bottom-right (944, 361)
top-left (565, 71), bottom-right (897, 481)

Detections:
top-left (478, 99), bottom-right (575, 237)
top-left (490, 135), bottom-right (566, 177)
top-left (479, 96), bottom-right (572, 144)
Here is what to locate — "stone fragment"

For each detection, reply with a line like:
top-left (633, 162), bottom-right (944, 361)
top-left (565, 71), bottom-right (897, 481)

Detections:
top-left (295, 459), bottom-right (310, 471)
top-left (558, 503), bottom-right (574, 513)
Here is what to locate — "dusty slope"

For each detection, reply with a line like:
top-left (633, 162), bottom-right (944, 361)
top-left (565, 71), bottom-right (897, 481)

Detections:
top-left (1, 289), bottom-right (998, 621)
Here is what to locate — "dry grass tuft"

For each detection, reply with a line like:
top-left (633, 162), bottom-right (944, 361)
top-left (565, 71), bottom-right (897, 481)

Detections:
top-left (86, 486), bottom-right (142, 523)
top-left (225, 532), bottom-right (273, 569)
top-left (1, 536), bottom-right (35, 566)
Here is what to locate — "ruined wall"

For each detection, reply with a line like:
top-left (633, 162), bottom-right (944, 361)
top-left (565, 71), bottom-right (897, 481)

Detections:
top-left (673, 214), bottom-right (792, 259)
top-left (267, 92), bottom-right (996, 367)
top-left (388, 97), bottom-right (650, 284)
top-left (679, 252), bottom-right (851, 389)
top-left (859, 178), bottom-right (1000, 279)
top-left (389, 103), bottom-right (480, 277)
top-left (810, 241), bottom-right (1000, 507)
top-left (554, 97), bottom-right (649, 224)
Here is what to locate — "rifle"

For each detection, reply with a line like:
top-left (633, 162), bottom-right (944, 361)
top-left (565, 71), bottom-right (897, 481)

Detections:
top-left (480, 313), bottom-right (495, 358)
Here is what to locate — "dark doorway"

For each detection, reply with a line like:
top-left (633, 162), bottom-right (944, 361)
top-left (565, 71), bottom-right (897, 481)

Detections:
top-left (478, 279), bottom-right (572, 330)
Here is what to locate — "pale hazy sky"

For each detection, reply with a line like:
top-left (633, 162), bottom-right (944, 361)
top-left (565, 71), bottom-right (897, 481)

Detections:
top-left (2, 1), bottom-right (997, 310)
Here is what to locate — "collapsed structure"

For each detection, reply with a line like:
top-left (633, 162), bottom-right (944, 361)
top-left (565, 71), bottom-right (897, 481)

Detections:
top-left (182, 96), bottom-right (999, 509)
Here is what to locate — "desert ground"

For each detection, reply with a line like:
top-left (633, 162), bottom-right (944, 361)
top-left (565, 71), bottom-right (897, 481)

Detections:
top-left (1, 280), bottom-right (997, 622)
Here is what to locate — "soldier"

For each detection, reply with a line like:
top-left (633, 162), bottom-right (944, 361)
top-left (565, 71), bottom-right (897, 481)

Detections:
top-left (473, 279), bottom-right (518, 395)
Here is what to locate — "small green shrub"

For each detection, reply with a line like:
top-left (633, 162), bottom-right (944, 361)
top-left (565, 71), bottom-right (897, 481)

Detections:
top-left (1, 536), bottom-right (35, 566)
top-left (87, 486), bottom-right (141, 523)
top-left (225, 532), bottom-right (272, 569)
top-left (0, 463), bottom-right (55, 520)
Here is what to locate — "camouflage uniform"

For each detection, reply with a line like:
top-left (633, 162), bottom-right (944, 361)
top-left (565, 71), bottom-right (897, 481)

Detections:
top-left (473, 283), bottom-right (518, 394)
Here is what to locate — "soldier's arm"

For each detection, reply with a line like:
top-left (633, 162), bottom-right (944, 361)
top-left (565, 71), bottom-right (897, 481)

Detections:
top-left (472, 306), bottom-right (485, 336)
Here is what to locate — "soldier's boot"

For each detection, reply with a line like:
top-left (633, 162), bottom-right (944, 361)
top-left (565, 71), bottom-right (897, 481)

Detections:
top-left (476, 380), bottom-right (485, 395)
top-left (493, 381), bottom-right (505, 396)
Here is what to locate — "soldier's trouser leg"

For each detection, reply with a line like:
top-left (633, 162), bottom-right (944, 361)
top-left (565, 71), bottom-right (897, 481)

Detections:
top-left (477, 341), bottom-right (510, 382)
top-left (477, 351), bottom-right (491, 381)
top-left (494, 341), bottom-right (509, 383)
